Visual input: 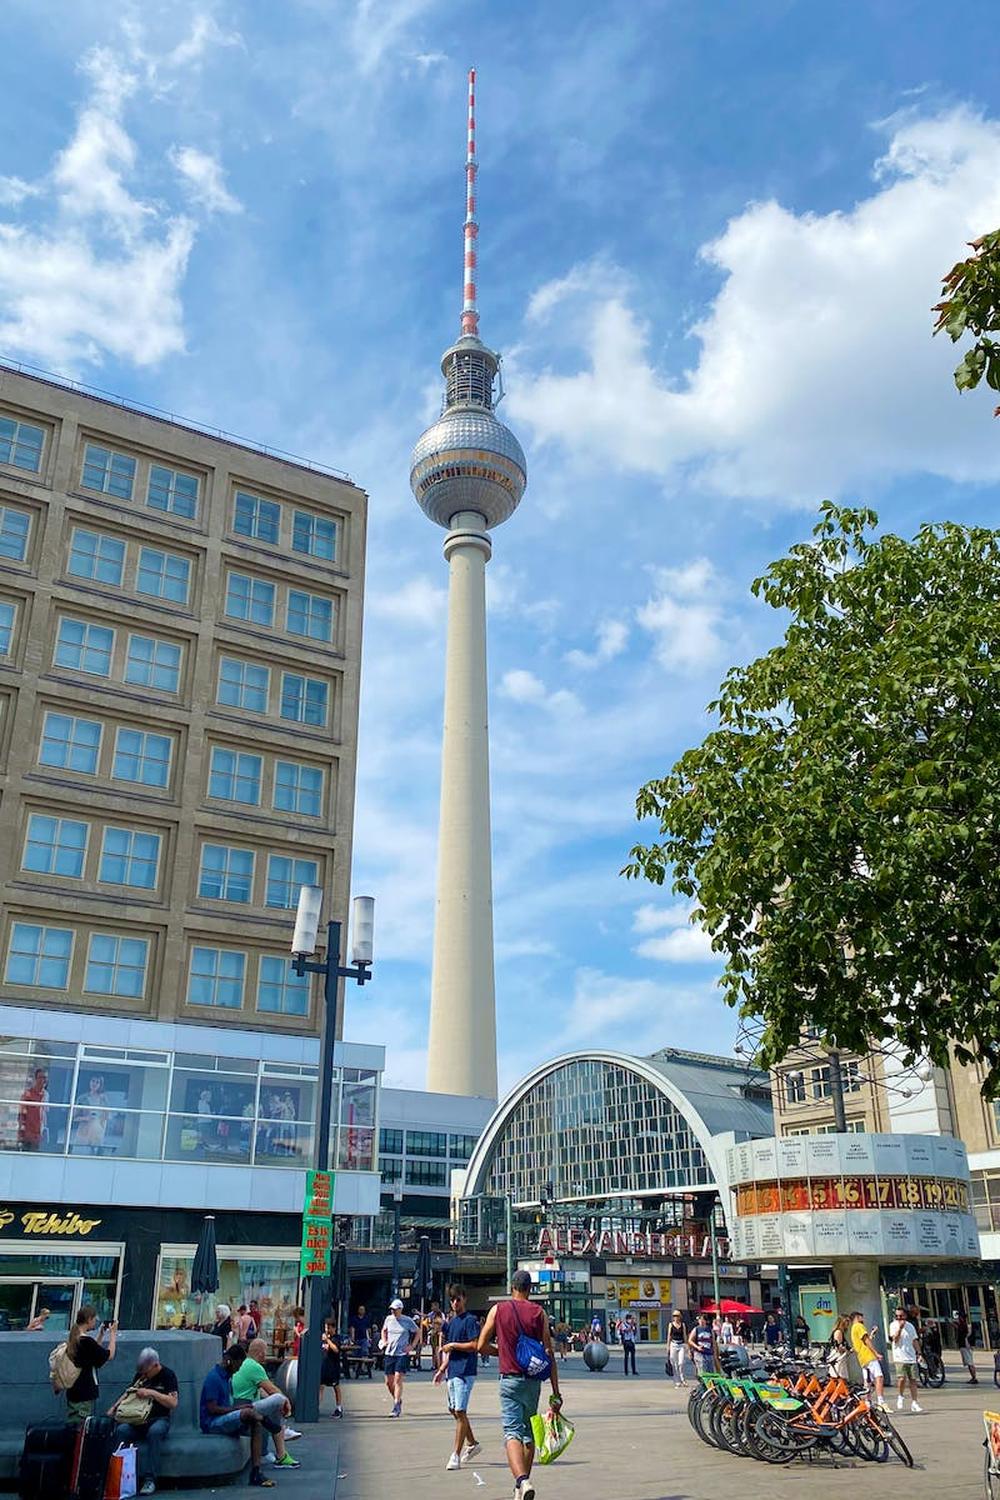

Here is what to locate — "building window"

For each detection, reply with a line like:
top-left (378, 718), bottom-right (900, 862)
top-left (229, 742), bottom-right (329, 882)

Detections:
top-left (54, 618), bottom-right (115, 677)
top-left (405, 1159), bottom-right (448, 1187)
top-left (810, 1067), bottom-right (831, 1100)
top-left (380, 1156), bottom-right (403, 1183)
top-left (287, 589), bottom-right (333, 642)
top-left (137, 547), bottom-right (190, 605)
top-left (406, 1130), bottom-right (447, 1158)
top-left (0, 600), bottom-right (14, 656)
top-left (380, 1127), bottom-right (403, 1155)
top-left (68, 528), bottom-right (125, 586)
top-left (199, 844), bottom-right (255, 903)
top-left (280, 673), bottom-right (328, 727)
top-left (449, 1133), bottom-right (478, 1160)
top-left (293, 512), bottom-right (336, 561)
top-left (225, 572), bottom-right (275, 628)
top-left (112, 727), bottom-right (172, 788)
top-left (209, 747), bottom-right (262, 805)
top-left (39, 712), bottom-right (102, 773)
top-left (233, 492), bottom-right (280, 544)
top-left (257, 955), bottom-right (309, 1016)
top-left (81, 443), bottom-right (136, 499)
top-left (84, 933), bottom-right (149, 998)
top-left (5, 923), bottom-right (73, 988)
top-left (0, 415), bottom-right (44, 473)
top-left (147, 464), bottom-right (198, 519)
top-left (22, 813), bottom-right (89, 877)
top-left (0, 505), bottom-right (30, 561)
top-left (273, 760), bottom-right (323, 817)
top-left (265, 854), bottom-right (320, 909)
top-left (188, 946), bottom-right (245, 1009)
top-left (125, 635), bottom-right (182, 693)
top-left (217, 657), bottom-right (270, 714)
top-left (99, 827), bottom-right (161, 889)
top-left (784, 1071), bottom-right (806, 1105)
top-left (842, 1060), bottom-right (863, 1093)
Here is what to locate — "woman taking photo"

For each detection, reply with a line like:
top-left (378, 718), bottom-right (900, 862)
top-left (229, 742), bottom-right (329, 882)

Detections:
top-left (64, 1305), bottom-right (117, 1424)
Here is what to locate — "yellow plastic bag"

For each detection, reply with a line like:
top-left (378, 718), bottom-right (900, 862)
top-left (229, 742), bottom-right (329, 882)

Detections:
top-left (529, 1407), bottom-right (575, 1464)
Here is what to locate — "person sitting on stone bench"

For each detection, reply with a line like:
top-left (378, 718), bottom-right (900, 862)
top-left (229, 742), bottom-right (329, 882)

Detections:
top-left (109, 1346), bottom-right (178, 1497)
top-left (233, 1338), bottom-right (300, 1471)
top-left (200, 1345), bottom-right (273, 1489)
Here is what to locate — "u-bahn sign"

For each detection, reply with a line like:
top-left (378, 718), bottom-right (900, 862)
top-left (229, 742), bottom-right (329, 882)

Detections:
top-left (725, 1133), bottom-right (979, 1263)
top-left (535, 1226), bottom-right (730, 1261)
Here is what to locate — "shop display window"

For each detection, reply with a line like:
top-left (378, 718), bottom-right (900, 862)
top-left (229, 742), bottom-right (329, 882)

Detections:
top-left (155, 1250), bottom-right (301, 1355)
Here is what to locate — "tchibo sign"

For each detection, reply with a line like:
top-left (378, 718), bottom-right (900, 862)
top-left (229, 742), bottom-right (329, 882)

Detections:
top-left (725, 1133), bottom-right (979, 1264)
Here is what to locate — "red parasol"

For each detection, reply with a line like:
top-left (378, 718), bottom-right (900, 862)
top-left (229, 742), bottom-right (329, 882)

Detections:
top-left (699, 1299), bottom-right (763, 1316)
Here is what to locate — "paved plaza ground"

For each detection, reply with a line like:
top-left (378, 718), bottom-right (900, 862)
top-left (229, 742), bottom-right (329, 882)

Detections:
top-left (177, 1349), bottom-right (991, 1498)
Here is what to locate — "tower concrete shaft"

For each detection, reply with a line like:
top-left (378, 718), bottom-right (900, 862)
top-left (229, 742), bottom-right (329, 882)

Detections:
top-left (426, 512), bottom-right (497, 1098)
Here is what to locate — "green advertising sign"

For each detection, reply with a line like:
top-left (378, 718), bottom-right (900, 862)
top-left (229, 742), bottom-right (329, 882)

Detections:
top-left (301, 1169), bottom-right (334, 1276)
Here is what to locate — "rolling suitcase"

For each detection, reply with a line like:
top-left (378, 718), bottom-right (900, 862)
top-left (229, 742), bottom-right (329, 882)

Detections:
top-left (69, 1415), bottom-right (116, 1500)
top-left (18, 1419), bottom-right (75, 1500)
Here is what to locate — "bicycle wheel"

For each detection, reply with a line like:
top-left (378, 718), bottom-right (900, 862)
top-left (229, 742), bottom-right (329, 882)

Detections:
top-left (744, 1406), bottom-right (802, 1464)
top-left (927, 1359), bottom-right (945, 1389)
top-left (870, 1408), bottom-right (914, 1468)
top-left (854, 1416), bottom-right (889, 1463)
top-left (692, 1388), bottom-right (721, 1448)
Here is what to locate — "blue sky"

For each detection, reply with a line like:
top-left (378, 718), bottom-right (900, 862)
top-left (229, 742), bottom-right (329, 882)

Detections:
top-left (2, 0), bottom-right (1000, 1092)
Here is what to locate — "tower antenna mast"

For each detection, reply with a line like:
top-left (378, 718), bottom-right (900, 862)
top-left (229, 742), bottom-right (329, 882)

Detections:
top-left (461, 67), bottom-right (479, 339)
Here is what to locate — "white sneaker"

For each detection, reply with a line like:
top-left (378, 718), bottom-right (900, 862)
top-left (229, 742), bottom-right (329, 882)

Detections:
top-left (520, 1484), bottom-right (535, 1500)
top-left (446, 1454), bottom-right (462, 1471)
top-left (910, 1401), bottom-right (923, 1413)
top-left (464, 1442), bottom-right (483, 1462)
top-left (262, 1452), bottom-right (276, 1465)
top-left (284, 1427), bottom-right (302, 1440)
top-left (896, 1395), bottom-right (905, 1410)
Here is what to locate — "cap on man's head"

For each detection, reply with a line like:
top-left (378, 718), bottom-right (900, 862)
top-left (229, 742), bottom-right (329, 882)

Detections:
top-left (511, 1269), bottom-right (532, 1293)
top-left (390, 1297), bottom-right (404, 1310)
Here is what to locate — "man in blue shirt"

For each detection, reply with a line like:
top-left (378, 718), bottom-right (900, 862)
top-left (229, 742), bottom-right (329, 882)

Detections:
top-left (436, 1285), bottom-right (483, 1471)
top-left (199, 1347), bottom-right (270, 1488)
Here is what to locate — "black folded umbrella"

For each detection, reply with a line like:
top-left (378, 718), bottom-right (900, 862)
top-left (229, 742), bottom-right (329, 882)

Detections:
top-left (330, 1246), bottom-right (349, 1334)
top-left (190, 1215), bottom-right (219, 1329)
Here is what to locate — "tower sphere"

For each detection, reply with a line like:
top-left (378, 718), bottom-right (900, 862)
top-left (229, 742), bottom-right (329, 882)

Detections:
top-left (409, 336), bottom-right (527, 531)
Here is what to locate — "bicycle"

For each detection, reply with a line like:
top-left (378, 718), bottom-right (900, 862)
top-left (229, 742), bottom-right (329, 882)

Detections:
top-left (918, 1350), bottom-right (946, 1388)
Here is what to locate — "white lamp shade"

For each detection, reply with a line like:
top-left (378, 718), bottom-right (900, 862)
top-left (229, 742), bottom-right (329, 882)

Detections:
top-left (292, 884), bottom-right (323, 956)
top-left (351, 895), bottom-right (375, 965)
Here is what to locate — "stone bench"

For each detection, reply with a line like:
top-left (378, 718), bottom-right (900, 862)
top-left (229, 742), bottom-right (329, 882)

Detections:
top-left (0, 1329), bottom-right (249, 1488)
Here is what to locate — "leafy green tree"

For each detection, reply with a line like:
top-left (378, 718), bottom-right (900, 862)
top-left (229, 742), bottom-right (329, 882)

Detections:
top-left (624, 505), bottom-right (1000, 1092)
top-left (934, 229), bottom-right (1000, 409)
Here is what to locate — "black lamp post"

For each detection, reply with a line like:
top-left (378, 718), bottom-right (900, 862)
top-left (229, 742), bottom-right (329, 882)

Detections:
top-left (290, 885), bottom-right (374, 1423)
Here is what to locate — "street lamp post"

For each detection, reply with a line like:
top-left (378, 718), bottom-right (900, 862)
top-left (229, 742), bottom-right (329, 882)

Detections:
top-left (391, 1181), bottom-right (404, 1298)
top-left (290, 886), bottom-right (374, 1423)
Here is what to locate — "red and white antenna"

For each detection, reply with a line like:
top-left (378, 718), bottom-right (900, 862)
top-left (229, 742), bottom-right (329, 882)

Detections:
top-left (461, 66), bottom-right (479, 339)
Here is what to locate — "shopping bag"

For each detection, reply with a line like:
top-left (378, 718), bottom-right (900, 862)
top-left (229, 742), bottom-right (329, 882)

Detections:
top-left (103, 1443), bottom-right (137, 1500)
top-left (529, 1407), bottom-right (575, 1465)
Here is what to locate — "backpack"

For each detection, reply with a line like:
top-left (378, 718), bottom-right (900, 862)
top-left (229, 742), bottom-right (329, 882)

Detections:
top-left (48, 1341), bottom-right (80, 1393)
top-left (508, 1300), bottom-right (552, 1380)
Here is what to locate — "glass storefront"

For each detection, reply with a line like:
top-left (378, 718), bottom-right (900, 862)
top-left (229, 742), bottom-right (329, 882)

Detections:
top-left (0, 1249), bottom-right (121, 1329)
top-left (155, 1247), bottom-right (301, 1356)
top-left (0, 1035), bottom-right (377, 1172)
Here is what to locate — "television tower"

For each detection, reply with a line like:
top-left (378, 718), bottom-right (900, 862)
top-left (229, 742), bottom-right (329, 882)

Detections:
top-left (409, 68), bottom-right (526, 1098)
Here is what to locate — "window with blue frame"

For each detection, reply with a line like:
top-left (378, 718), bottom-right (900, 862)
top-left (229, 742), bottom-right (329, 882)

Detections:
top-left (99, 827), bottom-right (161, 889)
top-left (208, 747), bottom-right (262, 805)
top-left (38, 712), bottom-right (102, 773)
top-left (199, 844), bottom-right (255, 903)
top-left (225, 572), bottom-right (275, 627)
top-left (22, 814), bottom-right (89, 877)
top-left (292, 512), bottom-right (337, 561)
top-left (273, 760), bottom-right (323, 817)
top-left (0, 505), bottom-right (30, 561)
top-left (137, 547), bottom-right (190, 605)
top-left (257, 956), bottom-right (309, 1015)
top-left (81, 443), bottom-right (136, 499)
top-left (279, 673), bottom-right (327, 727)
top-left (124, 635), bottom-right (182, 693)
top-left (287, 589), bottom-right (333, 642)
top-left (54, 618), bottom-right (115, 677)
top-left (5, 923), bottom-right (73, 988)
top-left (147, 464), bottom-right (198, 519)
top-left (266, 854), bottom-right (320, 909)
top-left (233, 491), bottom-right (280, 544)
top-left (112, 727), bottom-right (172, 787)
top-left (68, 529), bottom-right (125, 586)
top-left (0, 416), bottom-right (44, 473)
top-left (188, 946), bottom-right (246, 1008)
top-left (85, 933), bottom-right (149, 998)
top-left (217, 657), bottom-right (270, 713)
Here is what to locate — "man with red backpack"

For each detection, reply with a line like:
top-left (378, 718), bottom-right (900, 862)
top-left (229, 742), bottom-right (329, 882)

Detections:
top-left (461, 1269), bottom-right (563, 1500)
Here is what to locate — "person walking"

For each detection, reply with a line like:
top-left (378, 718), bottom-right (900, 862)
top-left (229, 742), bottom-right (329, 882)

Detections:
top-left (666, 1311), bottom-right (688, 1387)
top-left (764, 1312), bottom-right (781, 1349)
top-left (475, 1269), bottom-right (562, 1500)
top-left (435, 1284), bottom-right (483, 1470)
top-left (888, 1304), bottom-right (923, 1414)
top-left (850, 1310), bottom-right (886, 1408)
top-left (956, 1311), bottom-right (979, 1384)
top-left (687, 1313), bottom-right (717, 1376)
top-left (379, 1298), bottom-right (420, 1417)
top-left (320, 1320), bottom-right (343, 1417)
top-left (620, 1313), bottom-right (638, 1376)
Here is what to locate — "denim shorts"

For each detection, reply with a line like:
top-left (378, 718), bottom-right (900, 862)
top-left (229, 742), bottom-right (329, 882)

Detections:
top-left (202, 1411), bottom-right (244, 1437)
top-left (447, 1376), bottom-right (475, 1412)
top-left (499, 1375), bottom-right (541, 1443)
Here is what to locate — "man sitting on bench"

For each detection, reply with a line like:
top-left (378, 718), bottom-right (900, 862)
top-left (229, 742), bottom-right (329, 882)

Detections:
top-left (199, 1346), bottom-right (271, 1489)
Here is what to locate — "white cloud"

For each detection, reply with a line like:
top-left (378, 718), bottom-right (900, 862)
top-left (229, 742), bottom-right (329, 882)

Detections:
top-left (633, 902), bottom-right (716, 962)
top-left (350, 0), bottom-right (438, 75)
top-left (565, 967), bottom-right (715, 1045)
top-left (165, 13), bottom-right (243, 69)
top-left (170, 145), bottom-right (242, 214)
top-left (565, 618), bottom-right (628, 670)
top-left (53, 49), bottom-right (150, 239)
top-left (368, 574), bottom-right (447, 627)
top-left (637, 558), bottom-right (725, 672)
top-left (509, 108), bottom-right (1000, 502)
top-left (0, 177), bottom-right (40, 208)
top-left (499, 669), bottom-right (581, 715)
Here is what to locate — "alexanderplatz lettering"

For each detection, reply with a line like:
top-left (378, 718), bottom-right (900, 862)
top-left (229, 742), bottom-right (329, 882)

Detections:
top-left (536, 1226), bottom-right (730, 1260)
